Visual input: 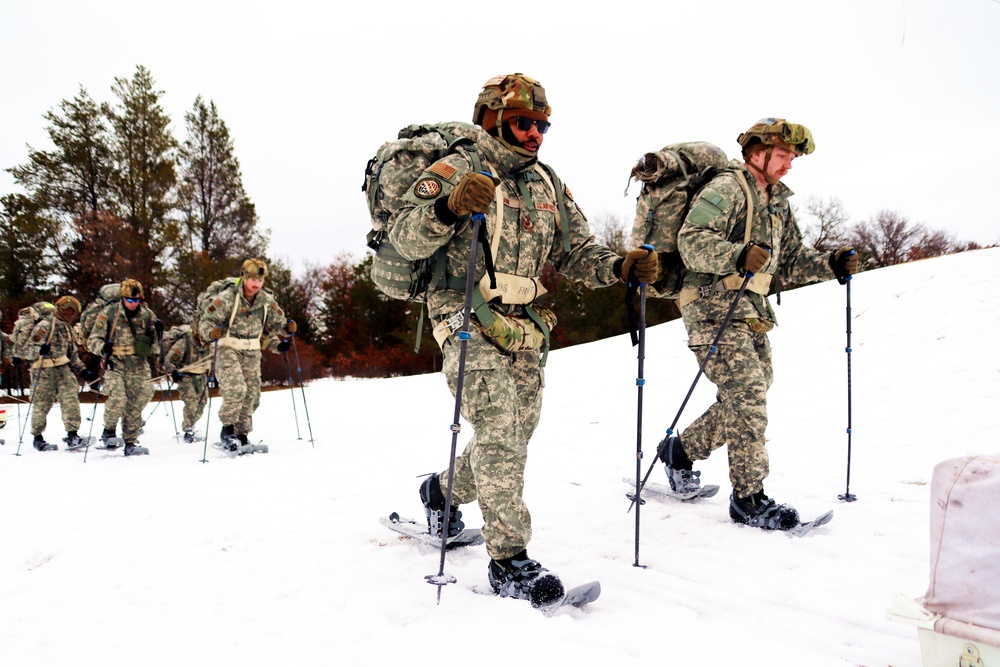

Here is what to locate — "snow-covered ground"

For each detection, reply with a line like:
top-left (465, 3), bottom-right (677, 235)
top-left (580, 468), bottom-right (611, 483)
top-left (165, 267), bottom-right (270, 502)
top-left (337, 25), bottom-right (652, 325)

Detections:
top-left (3, 248), bottom-right (998, 667)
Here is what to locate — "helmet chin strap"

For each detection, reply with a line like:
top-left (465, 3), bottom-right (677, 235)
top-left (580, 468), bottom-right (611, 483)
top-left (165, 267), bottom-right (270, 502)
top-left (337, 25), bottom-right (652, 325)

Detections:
top-left (749, 146), bottom-right (780, 186)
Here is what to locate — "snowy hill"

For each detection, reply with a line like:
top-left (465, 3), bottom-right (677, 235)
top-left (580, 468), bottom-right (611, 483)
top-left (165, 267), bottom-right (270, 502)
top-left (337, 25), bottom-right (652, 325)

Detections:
top-left (3, 248), bottom-right (999, 667)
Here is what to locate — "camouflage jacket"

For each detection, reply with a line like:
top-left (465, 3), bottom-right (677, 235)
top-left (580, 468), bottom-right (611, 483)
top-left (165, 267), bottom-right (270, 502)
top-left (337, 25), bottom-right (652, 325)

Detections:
top-left (677, 163), bottom-right (834, 334)
top-left (23, 315), bottom-right (85, 374)
top-left (388, 130), bottom-right (621, 321)
top-left (163, 328), bottom-right (211, 374)
top-left (197, 282), bottom-right (287, 354)
top-left (0, 331), bottom-right (11, 362)
top-left (87, 301), bottom-right (161, 358)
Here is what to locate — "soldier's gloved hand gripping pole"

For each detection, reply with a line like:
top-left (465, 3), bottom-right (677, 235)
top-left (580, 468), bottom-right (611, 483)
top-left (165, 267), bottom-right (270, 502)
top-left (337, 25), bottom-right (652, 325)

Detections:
top-left (627, 266), bottom-right (760, 511)
top-left (426, 173), bottom-right (498, 604)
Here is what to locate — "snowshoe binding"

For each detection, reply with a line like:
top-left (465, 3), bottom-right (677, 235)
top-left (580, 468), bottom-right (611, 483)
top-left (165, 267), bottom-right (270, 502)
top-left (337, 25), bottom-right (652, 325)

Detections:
top-left (63, 432), bottom-right (92, 450)
top-left (33, 434), bottom-right (58, 451)
top-left (183, 429), bottom-right (196, 443)
top-left (419, 474), bottom-right (464, 538)
top-left (729, 491), bottom-right (800, 531)
top-left (123, 441), bottom-right (149, 456)
top-left (98, 428), bottom-right (123, 450)
top-left (488, 551), bottom-right (565, 608)
top-left (657, 435), bottom-right (704, 495)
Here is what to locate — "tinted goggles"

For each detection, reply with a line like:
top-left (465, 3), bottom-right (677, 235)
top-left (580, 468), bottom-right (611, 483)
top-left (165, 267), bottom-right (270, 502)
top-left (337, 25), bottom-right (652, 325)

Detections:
top-left (123, 297), bottom-right (142, 304)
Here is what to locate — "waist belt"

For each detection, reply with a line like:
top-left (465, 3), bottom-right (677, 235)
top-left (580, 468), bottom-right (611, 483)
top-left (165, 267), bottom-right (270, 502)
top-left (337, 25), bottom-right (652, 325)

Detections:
top-left (112, 345), bottom-right (135, 356)
top-left (32, 355), bottom-right (70, 369)
top-left (219, 337), bottom-right (261, 351)
top-left (677, 272), bottom-right (772, 308)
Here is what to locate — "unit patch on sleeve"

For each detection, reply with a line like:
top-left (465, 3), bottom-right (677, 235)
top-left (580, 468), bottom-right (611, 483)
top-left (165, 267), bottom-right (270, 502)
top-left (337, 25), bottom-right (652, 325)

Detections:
top-left (414, 178), bottom-right (443, 199)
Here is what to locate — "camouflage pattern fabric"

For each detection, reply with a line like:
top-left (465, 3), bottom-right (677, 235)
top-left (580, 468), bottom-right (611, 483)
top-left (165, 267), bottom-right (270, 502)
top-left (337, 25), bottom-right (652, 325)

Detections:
top-left (437, 329), bottom-right (543, 560)
top-left (163, 331), bottom-right (211, 431)
top-left (390, 130), bottom-right (621, 560)
top-left (25, 315), bottom-right (85, 436)
top-left (87, 301), bottom-right (160, 441)
top-left (197, 283), bottom-right (286, 435)
top-left (1, 331), bottom-right (12, 361)
top-left (676, 164), bottom-right (836, 495)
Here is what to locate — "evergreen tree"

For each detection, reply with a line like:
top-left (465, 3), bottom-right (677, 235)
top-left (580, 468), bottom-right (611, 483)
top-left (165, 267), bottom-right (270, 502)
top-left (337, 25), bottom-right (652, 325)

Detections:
top-left (0, 194), bottom-right (60, 315)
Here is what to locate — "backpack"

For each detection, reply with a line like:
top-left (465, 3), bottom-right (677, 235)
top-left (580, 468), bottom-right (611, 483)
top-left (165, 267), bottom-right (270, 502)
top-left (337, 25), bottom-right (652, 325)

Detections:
top-left (627, 142), bottom-right (733, 298)
top-left (362, 122), bottom-right (485, 302)
top-left (12, 301), bottom-right (56, 360)
top-left (193, 277), bottom-right (239, 337)
top-left (160, 324), bottom-right (192, 366)
top-left (80, 283), bottom-right (122, 339)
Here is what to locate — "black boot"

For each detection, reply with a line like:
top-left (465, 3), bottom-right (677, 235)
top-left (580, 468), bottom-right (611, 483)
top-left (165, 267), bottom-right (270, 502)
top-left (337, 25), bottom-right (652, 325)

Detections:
top-left (729, 490), bottom-right (799, 531)
top-left (488, 550), bottom-right (564, 607)
top-left (33, 434), bottom-right (54, 451)
top-left (656, 435), bottom-right (702, 494)
top-left (418, 474), bottom-right (464, 538)
top-left (101, 427), bottom-right (118, 448)
top-left (220, 425), bottom-right (238, 451)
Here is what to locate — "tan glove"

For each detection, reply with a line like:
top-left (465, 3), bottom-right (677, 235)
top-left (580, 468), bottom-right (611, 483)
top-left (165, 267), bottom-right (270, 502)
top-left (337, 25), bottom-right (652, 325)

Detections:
top-left (210, 326), bottom-right (224, 340)
top-left (738, 243), bottom-right (771, 275)
top-left (447, 172), bottom-right (500, 218)
top-left (286, 319), bottom-right (297, 334)
top-left (620, 247), bottom-right (660, 284)
top-left (830, 246), bottom-right (858, 283)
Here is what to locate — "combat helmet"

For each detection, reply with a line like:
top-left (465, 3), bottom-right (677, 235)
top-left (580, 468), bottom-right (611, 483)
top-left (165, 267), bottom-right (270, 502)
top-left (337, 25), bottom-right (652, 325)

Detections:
top-left (473, 73), bottom-right (551, 157)
top-left (737, 118), bottom-right (814, 185)
top-left (240, 258), bottom-right (268, 281)
top-left (54, 295), bottom-right (82, 322)
top-left (120, 279), bottom-right (144, 300)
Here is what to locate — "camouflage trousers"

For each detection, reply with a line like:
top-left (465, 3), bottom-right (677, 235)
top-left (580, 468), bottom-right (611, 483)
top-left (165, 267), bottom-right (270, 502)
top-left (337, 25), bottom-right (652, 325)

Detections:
top-left (437, 329), bottom-right (543, 561)
top-left (30, 365), bottom-right (81, 436)
top-left (216, 347), bottom-right (262, 435)
top-left (176, 373), bottom-right (208, 431)
top-left (103, 356), bottom-right (154, 441)
top-left (680, 319), bottom-right (773, 498)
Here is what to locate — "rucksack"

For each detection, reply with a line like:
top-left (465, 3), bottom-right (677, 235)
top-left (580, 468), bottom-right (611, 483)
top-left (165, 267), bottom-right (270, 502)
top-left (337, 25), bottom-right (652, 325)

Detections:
top-left (160, 324), bottom-right (193, 365)
top-left (193, 277), bottom-right (239, 337)
top-left (627, 141), bottom-right (733, 298)
top-left (80, 283), bottom-right (122, 339)
top-left (12, 301), bottom-right (56, 360)
top-left (362, 122), bottom-right (485, 302)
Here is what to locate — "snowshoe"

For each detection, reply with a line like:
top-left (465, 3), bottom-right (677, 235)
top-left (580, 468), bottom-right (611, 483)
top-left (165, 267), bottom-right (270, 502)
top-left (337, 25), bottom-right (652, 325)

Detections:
top-left (98, 428), bottom-right (121, 450)
top-left (419, 474), bottom-right (464, 538)
top-left (488, 552), bottom-right (565, 608)
top-left (183, 429), bottom-right (196, 443)
top-left (63, 434), bottom-right (93, 451)
top-left (657, 435), bottom-right (704, 495)
top-left (124, 442), bottom-right (149, 456)
top-left (729, 491), bottom-right (800, 531)
top-left (33, 435), bottom-right (58, 452)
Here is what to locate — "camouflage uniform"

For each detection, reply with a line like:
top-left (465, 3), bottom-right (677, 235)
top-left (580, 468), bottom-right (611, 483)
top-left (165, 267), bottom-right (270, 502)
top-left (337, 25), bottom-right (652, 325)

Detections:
top-left (676, 163), bottom-right (835, 497)
top-left (87, 301), bottom-right (159, 442)
top-left (23, 310), bottom-right (85, 436)
top-left (163, 327), bottom-right (211, 432)
top-left (390, 130), bottom-right (620, 560)
top-left (197, 282), bottom-right (287, 436)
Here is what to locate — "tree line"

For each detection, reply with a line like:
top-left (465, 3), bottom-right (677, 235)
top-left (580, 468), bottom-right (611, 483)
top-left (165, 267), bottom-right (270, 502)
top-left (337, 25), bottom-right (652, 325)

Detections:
top-left (2, 66), bottom-right (993, 385)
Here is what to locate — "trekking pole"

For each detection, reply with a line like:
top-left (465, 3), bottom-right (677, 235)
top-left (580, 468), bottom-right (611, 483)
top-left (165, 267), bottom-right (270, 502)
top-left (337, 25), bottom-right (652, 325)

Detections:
top-left (289, 334), bottom-right (314, 447)
top-left (14, 363), bottom-right (46, 456)
top-left (426, 207), bottom-right (492, 605)
top-left (14, 362), bottom-right (23, 433)
top-left (838, 270), bottom-right (857, 502)
top-left (284, 350), bottom-right (302, 440)
top-left (633, 281), bottom-right (648, 568)
top-left (627, 272), bottom-right (755, 511)
top-left (200, 341), bottom-right (219, 463)
top-left (164, 378), bottom-right (179, 437)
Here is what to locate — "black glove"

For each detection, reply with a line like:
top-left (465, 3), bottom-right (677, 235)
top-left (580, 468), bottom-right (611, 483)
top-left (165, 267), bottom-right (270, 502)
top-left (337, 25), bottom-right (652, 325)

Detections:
top-left (12, 357), bottom-right (22, 367)
top-left (102, 341), bottom-right (114, 355)
top-left (737, 243), bottom-right (771, 275)
top-left (39, 343), bottom-right (52, 356)
top-left (276, 340), bottom-right (291, 353)
top-left (829, 246), bottom-right (858, 284)
top-left (171, 371), bottom-right (184, 383)
top-left (80, 367), bottom-right (98, 383)
top-left (154, 319), bottom-right (164, 337)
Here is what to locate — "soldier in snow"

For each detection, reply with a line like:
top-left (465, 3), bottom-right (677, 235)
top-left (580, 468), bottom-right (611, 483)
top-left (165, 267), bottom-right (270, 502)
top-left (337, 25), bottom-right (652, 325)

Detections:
top-left (87, 279), bottom-right (160, 456)
top-left (657, 118), bottom-right (858, 530)
top-left (389, 73), bottom-right (658, 605)
top-left (197, 259), bottom-right (294, 451)
top-left (22, 297), bottom-right (94, 450)
top-left (162, 325), bottom-right (212, 443)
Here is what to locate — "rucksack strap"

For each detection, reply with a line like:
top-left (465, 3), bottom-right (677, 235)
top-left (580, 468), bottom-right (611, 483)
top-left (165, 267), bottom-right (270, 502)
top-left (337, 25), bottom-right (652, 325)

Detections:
top-left (531, 164), bottom-right (571, 253)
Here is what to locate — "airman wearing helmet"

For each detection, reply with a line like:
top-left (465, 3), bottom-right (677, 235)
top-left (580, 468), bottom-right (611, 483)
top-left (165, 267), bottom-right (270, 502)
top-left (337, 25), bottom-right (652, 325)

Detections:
top-left (388, 73), bottom-right (659, 605)
top-left (659, 118), bottom-right (857, 533)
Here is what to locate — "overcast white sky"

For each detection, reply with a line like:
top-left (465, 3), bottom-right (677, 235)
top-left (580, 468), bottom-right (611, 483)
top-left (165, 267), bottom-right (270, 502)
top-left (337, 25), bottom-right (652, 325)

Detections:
top-left (2, 0), bottom-right (998, 274)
